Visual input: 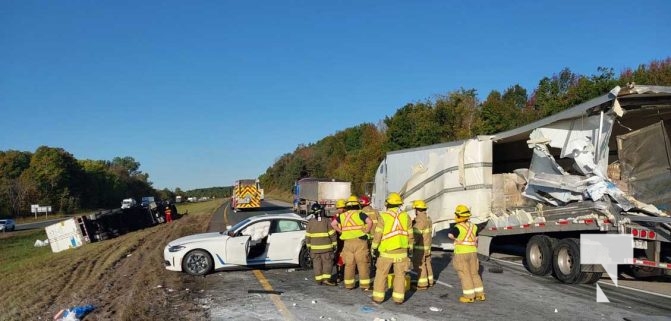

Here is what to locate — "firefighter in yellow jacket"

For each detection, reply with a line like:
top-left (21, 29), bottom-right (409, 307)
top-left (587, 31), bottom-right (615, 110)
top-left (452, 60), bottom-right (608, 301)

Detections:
top-left (331, 195), bottom-right (373, 290)
top-left (448, 204), bottom-right (485, 303)
top-left (370, 192), bottom-right (414, 304)
top-left (306, 203), bottom-right (338, 286)
top-left (411, 200), bottom-right (433, 289)
top-left (359, 195), bottom-right (378, 239)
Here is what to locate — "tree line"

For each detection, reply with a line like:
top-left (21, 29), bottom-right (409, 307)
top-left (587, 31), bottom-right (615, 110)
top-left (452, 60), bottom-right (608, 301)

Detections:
top-left (0, 147), bottom-right (233, 217)
top-left (259, 57), bottom-right (671, 196)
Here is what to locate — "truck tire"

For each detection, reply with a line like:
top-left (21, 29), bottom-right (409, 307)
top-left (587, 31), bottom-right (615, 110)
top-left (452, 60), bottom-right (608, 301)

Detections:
top-left (182, 249), bottom-right (213, 276)
top-left (524, 235), bottom-right (556, 276)
top-left (552, 238), bottom-right (589, 284)
top-left (579, 271), bottom-right (603, 284)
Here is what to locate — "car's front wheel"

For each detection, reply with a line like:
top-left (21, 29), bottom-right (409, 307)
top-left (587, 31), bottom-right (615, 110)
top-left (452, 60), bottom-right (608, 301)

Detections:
top-left (182, 249), bottom-right (213, 276)
top-left (299, 246), bottom-right (312, 269)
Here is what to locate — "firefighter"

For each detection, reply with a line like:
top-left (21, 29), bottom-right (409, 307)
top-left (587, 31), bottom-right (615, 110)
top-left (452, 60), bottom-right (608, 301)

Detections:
top-left (448, 204), bottom-right (485, 303)
top-left (332, 199), bottom-right (347, 283)
top-left (306, 203), bottom-right (338, 286)
top-left (370, 192), bottom-right (414, 304)
top-left (164, 205), bottom-right (173, 223)
top-left (411, 200), bottom-right (433, 289)
top-left (331, 195), bottom-right (373, 290)
top-left (359, 196), bottom-right (378, 239)
top-left (360, 195), bottom-right (378, 275)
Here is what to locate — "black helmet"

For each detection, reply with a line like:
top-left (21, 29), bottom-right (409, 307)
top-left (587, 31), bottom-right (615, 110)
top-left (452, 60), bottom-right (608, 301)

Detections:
top-left (310, 203), bottom-right (323, 214)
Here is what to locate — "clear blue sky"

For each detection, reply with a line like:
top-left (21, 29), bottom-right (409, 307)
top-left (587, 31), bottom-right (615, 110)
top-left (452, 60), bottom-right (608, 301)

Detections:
top-left (1, 1), bottom-right (669, 190)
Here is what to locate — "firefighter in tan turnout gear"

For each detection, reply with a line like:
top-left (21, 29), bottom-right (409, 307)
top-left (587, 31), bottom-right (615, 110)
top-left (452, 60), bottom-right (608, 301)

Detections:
top-left (411, 200), bottom-right (434, 289)
top-left (306, 203), bottom-right (338, 286)
top-left (448, 204), bottom-right (485, 303)
top-left (370, 192), bottom-right (414, 304)
top-left (331, 195), bottom-right (373, 290)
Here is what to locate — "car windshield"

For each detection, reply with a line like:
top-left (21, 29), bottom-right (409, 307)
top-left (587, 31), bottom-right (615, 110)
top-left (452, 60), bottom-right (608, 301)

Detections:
top-left (0, 220), bottom-right (6, 224)
top-left (227, 218), bottom-right (252, 233)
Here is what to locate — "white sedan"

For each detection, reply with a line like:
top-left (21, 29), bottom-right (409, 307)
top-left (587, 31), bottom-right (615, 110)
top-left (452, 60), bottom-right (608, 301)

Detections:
top-left (164, 213), bottom-right (312, 276)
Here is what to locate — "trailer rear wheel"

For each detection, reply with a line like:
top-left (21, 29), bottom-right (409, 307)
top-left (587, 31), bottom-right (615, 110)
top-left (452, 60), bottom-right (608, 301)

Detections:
top-left (524, 235), bottom-right (556, 276)
top-left (579, 272), bottom-right (603, 284)
top-left (552, 238), bottom-right (589, 284)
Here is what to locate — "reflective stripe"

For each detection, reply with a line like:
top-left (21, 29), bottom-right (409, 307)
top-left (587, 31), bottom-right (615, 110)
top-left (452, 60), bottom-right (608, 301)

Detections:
top-left (418, 277), bottom-right (428, 283)
top-left (381, 229), bottom-right (409, 240)
top-left (306, 231), bottom-right (334, 237)
top-left (360, 279), bottom-right (371, 286)
top-left (474, 287), bottom-right (484, 292)
top-left (392, 292), bottom-right (405, 300)
top-left (462, 289), bottom-right (475, 295)
top-left (371, 243), bottom-right (379, 249)
top-left (413, 245), bottom-right (430, 250)
top-left (310, 244), bottom-right (334, 250)
top-left (372, 291), bottom-right (385, 299)
top-left (375, 227), bottom-right (384, 232)
top-left (413, 227), bottom-right (431, 234)
top-left (344, 279), bottom-right (355, 285)
top-left (380, 252), bottom-right (407, 259)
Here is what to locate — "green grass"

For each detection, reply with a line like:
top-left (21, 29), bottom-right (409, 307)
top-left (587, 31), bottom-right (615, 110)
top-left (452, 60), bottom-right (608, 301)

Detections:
top-left (175, 198), bottom-right (225, 215)
top-left (0, 230), bottom-right (52, 274)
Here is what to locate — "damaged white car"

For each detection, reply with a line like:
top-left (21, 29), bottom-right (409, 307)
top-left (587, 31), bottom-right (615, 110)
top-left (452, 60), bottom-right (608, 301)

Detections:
top-left (164, 213), bottom-right (311, 276)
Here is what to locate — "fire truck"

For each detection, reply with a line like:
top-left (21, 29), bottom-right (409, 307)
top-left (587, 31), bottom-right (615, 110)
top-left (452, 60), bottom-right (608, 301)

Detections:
top-left (231, 179), bottom-right (263, 211)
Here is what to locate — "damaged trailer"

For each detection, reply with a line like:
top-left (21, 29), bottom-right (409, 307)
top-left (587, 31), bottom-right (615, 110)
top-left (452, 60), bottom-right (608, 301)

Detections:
top-left (371, 85), bottom-right (671, 283)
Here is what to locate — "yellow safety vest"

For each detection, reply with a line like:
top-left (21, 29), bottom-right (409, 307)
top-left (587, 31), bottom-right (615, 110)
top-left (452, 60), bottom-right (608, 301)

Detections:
top-left (454, 222), bottom-right (477, 254)
top-left (339, 210), bottom-right (366, 240)
top-left (363, 207), bottom-right (378, 238)
top-left (378, 208), bottom-right (410, 252)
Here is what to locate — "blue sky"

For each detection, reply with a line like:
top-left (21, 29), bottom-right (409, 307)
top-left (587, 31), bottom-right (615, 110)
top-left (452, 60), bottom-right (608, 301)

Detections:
top-left (1, 1), bottom-right (669, 190)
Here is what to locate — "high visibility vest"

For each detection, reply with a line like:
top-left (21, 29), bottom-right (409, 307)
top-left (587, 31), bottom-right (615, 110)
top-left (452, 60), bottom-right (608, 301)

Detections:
top-left (339, 210), bottom-right (366, 240)
top-left (454, 222), bottom-right (477, 254)
top-left (378, 208), bottom-right (410, 252)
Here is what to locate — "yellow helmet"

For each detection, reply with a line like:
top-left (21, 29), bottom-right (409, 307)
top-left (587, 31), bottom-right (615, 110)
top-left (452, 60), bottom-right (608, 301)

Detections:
top-left (335, 199), bottom-right (346, 208)
top-left (454, 204), bottom-right (471, 217)
top-left (345, 195), bottom-right (360, 206)
top-left (412, 200), bottom-right (427, 210)
top-left (386, 192), bottom-right (403, 206)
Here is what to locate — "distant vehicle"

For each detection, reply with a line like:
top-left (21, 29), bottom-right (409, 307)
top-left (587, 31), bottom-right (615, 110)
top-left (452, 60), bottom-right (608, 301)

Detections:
top-left (141, 196), bottom-right (156, 207)
top-left (163, 213), bottom-right (311, 276)
top-left (187, 197), bottom-right (198, 202)
top-left (121, 198), bottom-right (137, 209)
top-left (175, 196), bottom-right (183, 203)
top-left (0, 219), bottom-right (16, 232)
top-left (292, 178), bottom-right (351, 215)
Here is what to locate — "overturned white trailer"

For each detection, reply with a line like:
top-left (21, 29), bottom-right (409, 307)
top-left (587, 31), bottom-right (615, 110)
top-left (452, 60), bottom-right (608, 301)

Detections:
top-left (371, 85), bottom-right (671, 283)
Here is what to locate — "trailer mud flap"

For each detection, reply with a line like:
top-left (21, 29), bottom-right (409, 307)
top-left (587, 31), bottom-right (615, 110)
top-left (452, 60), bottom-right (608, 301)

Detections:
top-left (477, 235), bottom-right (492, 257)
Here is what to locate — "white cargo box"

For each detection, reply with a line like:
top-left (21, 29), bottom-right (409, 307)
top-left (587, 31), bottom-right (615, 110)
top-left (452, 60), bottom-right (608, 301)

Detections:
top-left (45, 218), bottom-right (86, 253)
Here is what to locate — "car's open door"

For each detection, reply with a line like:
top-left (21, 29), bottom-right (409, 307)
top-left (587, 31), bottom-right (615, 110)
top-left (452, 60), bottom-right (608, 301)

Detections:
top-left (225, 235), bottom-right (250, 265)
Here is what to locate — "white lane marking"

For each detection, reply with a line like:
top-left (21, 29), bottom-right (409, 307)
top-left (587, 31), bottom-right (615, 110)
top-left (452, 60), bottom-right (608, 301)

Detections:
top-left (490, 257), bottom-right (671, 299)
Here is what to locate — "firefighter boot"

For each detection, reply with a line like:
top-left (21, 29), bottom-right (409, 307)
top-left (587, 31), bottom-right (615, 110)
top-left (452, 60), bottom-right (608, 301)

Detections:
top-left (322, 279), bottom-right (336, 286)
top-left (475, 293), bottom-right (486, 301)
top-left (458, 296), bottom-right (475, 303)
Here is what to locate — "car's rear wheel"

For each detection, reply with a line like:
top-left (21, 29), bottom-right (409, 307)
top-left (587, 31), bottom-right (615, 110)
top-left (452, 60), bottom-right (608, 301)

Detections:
top-left (299, 246), bottom-right (312, 269)
top-left (182, 249), bottom-right (213, 276)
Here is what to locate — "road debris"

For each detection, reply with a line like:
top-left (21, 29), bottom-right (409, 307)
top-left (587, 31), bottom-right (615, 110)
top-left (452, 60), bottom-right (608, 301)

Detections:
top-left (429, 306), bottom-right (443, 312)
top-left (53, 304), bottom-right (95, 321)
top-left (248, 289), bottom-right (284, 295)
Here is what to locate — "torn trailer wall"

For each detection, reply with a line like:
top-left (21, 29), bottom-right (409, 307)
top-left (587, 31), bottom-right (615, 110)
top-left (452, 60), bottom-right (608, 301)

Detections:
top-left (373, 85), bottom-right (671, 251)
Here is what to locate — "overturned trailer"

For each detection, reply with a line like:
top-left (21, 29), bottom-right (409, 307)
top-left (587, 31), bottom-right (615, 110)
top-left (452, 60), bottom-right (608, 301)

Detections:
top-left (371, 85), bottom-right (671, 283)
top-left (45, 204), bottom-right (176, 253)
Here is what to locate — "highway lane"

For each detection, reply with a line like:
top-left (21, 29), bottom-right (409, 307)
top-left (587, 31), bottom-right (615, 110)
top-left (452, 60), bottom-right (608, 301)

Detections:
top-left (193, 199), bottom-right (671, 321)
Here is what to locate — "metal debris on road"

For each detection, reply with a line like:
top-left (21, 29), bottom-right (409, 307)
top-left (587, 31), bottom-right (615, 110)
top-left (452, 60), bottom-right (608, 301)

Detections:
top-left (248, 289), bottom-right (284, 295)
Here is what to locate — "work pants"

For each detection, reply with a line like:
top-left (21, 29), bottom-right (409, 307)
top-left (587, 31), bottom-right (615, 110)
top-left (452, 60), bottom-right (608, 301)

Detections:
top-left (311, 251), bottom-right (334, 283)
top-left (372, 249), bottom-right (410, 304)
top-left (452, 252), bottom-right (484, 298)
top-left (412, 250), bottom-right (433, 287)
top-left (341, 238), bottom-right (371, 289)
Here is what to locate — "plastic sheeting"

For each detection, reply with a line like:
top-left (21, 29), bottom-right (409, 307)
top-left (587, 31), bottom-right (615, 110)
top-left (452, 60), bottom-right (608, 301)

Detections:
top-left (617, 120), bottom-right (671, 213)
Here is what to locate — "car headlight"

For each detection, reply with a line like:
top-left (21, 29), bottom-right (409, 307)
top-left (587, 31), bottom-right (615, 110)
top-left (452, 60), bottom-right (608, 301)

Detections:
top-left (168, 245), bottom-right (186, 252)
